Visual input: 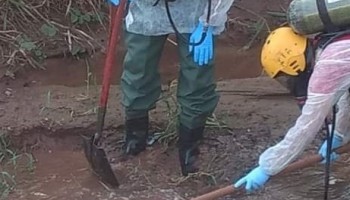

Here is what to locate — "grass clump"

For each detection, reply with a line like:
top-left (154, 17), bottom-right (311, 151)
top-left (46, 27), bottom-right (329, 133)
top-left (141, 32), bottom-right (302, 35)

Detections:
top-left (0, 131), bottom-right (35, 199)
top-left (155, 80), bottom-right (230, 147)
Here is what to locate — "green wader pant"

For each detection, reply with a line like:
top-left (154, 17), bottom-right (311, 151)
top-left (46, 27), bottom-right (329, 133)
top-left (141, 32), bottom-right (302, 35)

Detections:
top-left (121, 29), bottom-right (219, 129)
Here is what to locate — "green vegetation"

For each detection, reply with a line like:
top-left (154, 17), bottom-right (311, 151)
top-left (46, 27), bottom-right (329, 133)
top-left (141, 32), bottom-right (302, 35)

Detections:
top-left (0, 131), bottom-right (35, 199)
top-left (0, 0), bottom-right (108, 76)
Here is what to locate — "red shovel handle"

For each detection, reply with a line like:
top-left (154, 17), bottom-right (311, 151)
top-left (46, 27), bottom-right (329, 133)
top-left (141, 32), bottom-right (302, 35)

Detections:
top-left (100, 1), bottom-right (127, 108)
top-left (94, 1), bottom-right (127, 137)
top-left (191, 143), bottom-right (350, 200)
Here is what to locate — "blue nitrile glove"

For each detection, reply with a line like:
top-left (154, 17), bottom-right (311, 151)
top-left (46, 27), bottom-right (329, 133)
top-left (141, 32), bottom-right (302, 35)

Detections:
top-left (189, 22), bottom-right (214, 66)
top-left (234, 166), bottom-right (270, 193)
top-left (107, 0), bottom-right (119, 6)
top-left (318, 133), bottom-right (343, 163)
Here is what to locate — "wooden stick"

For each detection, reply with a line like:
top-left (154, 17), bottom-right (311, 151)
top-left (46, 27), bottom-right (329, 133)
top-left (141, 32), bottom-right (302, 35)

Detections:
top-left (191, 185), bottom-right (238, 200)
top-left (191, 143), bottom-right (350, 200)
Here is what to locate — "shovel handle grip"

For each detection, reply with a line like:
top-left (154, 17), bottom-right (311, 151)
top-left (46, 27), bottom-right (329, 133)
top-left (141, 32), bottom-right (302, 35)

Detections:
top-left (190, 143), bottom-right (350, 200)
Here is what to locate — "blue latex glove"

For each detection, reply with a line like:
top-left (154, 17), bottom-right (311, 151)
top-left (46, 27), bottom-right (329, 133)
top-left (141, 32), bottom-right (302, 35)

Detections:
top-left (189, 22), bottom-right (214, 66)
top-left (234, 166), bottom-right (270, 193)
top-left (318, 133), bottom-right (343, 163)
top-left (107, 0), bottom-right (119, 6)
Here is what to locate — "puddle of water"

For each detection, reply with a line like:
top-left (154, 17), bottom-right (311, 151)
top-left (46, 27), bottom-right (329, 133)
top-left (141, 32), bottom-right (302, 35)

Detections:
top-left (9, 150), bottom-right (114, 200)
top-left (8, 149), bottom-right (185, 200)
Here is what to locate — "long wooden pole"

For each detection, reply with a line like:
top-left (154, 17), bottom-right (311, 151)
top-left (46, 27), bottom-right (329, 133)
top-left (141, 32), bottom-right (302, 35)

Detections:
top-left (191, 143), bottom-right (350, 200)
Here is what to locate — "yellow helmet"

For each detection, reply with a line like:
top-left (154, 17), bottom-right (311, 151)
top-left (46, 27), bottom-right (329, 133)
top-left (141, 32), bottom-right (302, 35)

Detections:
top-left (261, 26), bottom-right (308, 78)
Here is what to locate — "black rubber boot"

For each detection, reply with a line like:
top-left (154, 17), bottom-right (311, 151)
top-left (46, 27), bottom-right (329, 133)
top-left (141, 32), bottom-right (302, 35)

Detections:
top-left (178, 124), bottom-right (204, 176)
top-left (122, 116), bottom-right (149, 156)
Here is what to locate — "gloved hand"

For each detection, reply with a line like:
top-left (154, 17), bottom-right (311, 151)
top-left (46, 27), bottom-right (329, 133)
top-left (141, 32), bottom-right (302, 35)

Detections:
top-left (234, 166), bottom-right (270, 193)
top-left (189, 22), bottom-right (214, 66)
top-left (318, 133), bottom-right (343, 163)
top-left (107, 0), bottom-right (120, 6)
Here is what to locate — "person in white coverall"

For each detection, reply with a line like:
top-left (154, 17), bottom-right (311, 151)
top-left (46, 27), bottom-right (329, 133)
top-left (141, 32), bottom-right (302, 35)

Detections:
top-left (234, 26), bottom-right (350, 192)
top-left (107, 0), bottom-right (235, 176)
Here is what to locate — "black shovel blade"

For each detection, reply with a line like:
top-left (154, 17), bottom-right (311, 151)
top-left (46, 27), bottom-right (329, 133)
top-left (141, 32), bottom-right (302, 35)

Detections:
top-left (82, 134), bottom-right (119, 188)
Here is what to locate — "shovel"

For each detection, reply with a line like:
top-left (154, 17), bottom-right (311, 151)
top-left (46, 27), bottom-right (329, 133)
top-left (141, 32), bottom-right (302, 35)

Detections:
top-left (82, 0), bottom-right (127, 188)
top-left (191, 142), bottom-right (350, 200)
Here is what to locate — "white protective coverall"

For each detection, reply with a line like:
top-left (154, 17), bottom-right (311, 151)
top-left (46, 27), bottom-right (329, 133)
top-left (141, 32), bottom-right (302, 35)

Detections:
top-left (259, 39), bottom-right (350, 176)
top-left (125, 0), bottom-right (234, 36)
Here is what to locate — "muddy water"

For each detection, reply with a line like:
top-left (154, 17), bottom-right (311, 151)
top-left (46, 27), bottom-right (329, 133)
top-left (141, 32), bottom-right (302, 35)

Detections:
top-left (8, 38), bottom-right (262, 89)
top-left (9, 148), bottom-right (186, 200)
top-left (10, 150), bottom-right (115, 200)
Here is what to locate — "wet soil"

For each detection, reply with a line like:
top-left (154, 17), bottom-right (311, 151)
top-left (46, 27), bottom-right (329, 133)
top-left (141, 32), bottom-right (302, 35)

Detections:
top-left (3, 76), bottom-right (350, 200)
top-left (6, 34), bottom-right (264, 91)
top-left (2, 1), bottom-right (350, 199)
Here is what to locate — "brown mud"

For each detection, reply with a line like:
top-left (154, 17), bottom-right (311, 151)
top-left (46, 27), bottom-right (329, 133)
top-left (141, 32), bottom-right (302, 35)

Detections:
top-left (2, 1), bottom-right (350, 200)
top-left (3, 77), bottom-right (350, 200)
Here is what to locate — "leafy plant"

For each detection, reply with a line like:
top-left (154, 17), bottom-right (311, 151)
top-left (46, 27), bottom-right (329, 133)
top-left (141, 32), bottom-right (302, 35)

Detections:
top-left (71, 45), bottom-right (86, 57)
top-left (16, 35), bottom-right (46, 61)
top-left (69, 8), bottom-right (103, 25)
top-left (40, 24), bottom-right (58, 37)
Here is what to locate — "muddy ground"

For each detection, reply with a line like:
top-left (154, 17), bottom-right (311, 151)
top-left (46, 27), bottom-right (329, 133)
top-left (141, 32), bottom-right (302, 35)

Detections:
top-left (3, 76), bottom-right (350, 200)
top-left (2, 0), bottom-right (350, 200)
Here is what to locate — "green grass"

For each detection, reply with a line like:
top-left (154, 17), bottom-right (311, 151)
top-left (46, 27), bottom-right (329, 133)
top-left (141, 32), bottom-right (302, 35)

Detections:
top-left (0, 131), bottom-right (35, 199)
top-left (156, 80), bottom-right (231, 147)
